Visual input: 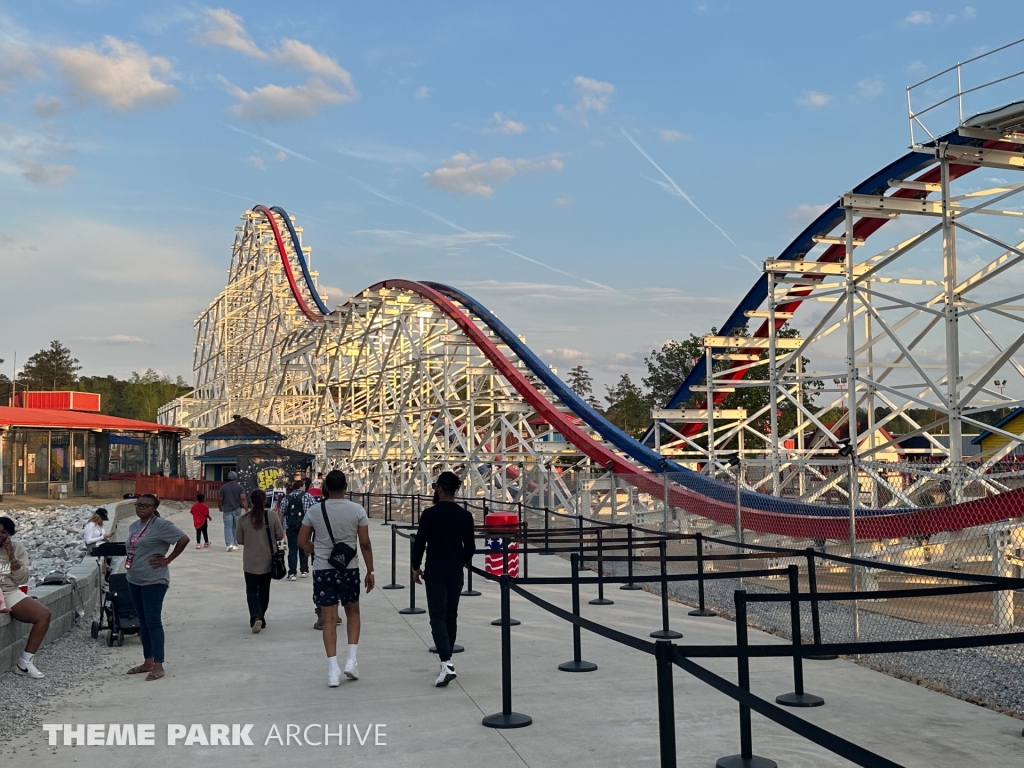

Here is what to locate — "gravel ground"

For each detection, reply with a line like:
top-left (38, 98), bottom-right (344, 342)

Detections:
top-left (0, 620), bottom-right (122, 749)
top-left (593, 555), bottom-right (1024, 717)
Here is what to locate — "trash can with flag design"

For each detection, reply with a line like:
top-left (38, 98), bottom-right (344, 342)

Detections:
top-left (484, 511), bottom-right (520, 577)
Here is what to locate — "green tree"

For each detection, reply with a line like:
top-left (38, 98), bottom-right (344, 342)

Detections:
top-left (121, 370), bottom-right (191, 422)
top-left (566, 365), bottom-right (599, 408)
top-left (642, 335), bottom-right (706, 407)
top-left (18, 340), bottom-right (81, 390)
top-left (604, 373), bottom-right (651, 437)
top-left (641, 325), bottom-right (820, 444)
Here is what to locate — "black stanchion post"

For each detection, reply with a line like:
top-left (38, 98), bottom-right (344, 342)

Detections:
top-left (655, 640), bottom-right (677, 768)
top-left (540, 507), bottom-right (554, 555)
top-left (804, 547), bottom-right (837, 661)
top-left (589, 527), bottom-right (613, 605)
top-left (716, 591), bottom-right (777, 768)
top-left (689, 531), bottom-right (717, 617)
top-left (491, 544), bottom-right (521, 627)
top-left (398, 534), bottom-right (425, 615)
top-left (482, 575), bottom-right (533, 729)
top-left (461, 561), bottom-right (481, 597)
top-left (577, 514), bottom-right (584, 564)
top-left (621, 523), bottom-right (642, 591)
top-left (776, 564), bottom-right (824, 708)
top-left (559, 553), bottom-right (598, 672)
top-left (382, 524), bottom-right (404, 590)
top-left (650, 540), bottom-right (682, 639)
top-left (522, 521), bottom-right (529, 579)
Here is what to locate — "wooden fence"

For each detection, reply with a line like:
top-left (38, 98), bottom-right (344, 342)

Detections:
top-left (116, 473), bottom-right (225, 503)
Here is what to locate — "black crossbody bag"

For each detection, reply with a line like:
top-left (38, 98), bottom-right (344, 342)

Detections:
top-left (320, 500), bottom-right (356, 570)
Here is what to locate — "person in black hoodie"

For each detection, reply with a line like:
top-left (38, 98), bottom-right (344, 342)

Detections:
top-left (411, 471), bottom-right (476, 687)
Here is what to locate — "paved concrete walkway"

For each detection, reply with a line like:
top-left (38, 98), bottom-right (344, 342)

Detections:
top-left (8, 505), bottom-right (1023, 767)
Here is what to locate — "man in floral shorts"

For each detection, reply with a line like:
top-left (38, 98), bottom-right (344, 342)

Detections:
top-left (298, 470), bottom-right (374, 687)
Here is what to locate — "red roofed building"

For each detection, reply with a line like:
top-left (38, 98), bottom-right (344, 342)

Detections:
top-left (0, 401), bottom-right (188, 501)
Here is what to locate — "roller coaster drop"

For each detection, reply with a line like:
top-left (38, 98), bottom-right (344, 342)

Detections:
top-left (160, 98), bottom-right (1024, 548)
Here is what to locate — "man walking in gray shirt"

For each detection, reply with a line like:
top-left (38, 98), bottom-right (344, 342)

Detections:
top-left (218, 472), bottom-right (248, 552)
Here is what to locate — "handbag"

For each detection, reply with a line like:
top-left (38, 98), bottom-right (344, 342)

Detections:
top-left (320, 500), bottom-right (357, 571)
top-left (265, 517), bottom-right (286, 580)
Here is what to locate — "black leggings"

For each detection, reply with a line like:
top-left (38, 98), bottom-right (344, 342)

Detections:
top-left (424, 569), bottom-right (463, 662)
top-left (244, 571), bottom-right (272, 626)
top-left (195, 523), bottom-right (209, 544)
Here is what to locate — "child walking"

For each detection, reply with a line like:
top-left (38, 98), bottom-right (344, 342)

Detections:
top-left (191, 493), bottom-right (212, 549)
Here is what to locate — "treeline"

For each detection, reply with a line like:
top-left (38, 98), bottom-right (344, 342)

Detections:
top-left (0, 341), bottom-right (190, 423)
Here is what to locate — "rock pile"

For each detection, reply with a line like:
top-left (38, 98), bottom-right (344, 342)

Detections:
top-left (7, 505), bottom-right (108, 588)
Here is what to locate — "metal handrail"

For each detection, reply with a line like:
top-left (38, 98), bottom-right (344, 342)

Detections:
top-left (906, 35), bottom-right (1024, 146)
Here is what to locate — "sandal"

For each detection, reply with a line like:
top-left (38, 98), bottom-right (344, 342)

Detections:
top-left (127, 664), bottom-right (153, 675)
top-left (145, 670), bottom-right (165, 681)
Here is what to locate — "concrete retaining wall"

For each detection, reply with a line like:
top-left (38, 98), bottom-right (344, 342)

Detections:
top-left (0, 560), bottom-right (101, 673)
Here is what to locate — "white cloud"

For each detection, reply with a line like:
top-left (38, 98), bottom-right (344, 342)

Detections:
top-left (73, 335), bottom-right (151, 345)
top-left (192, 8), bottom-right (266, 59)
top-left (797, 90), bottom-right (831, 108)
top-left (902, 10), bottom-right (933, 25)
top-left (221, 76), bottom-right (354, 123)
top-left (30, 95), bottom-right (65, 117)
top-left (553, 196), bottom-right (574, 207)
top-left (485, 113), bottom-right (526, 135)
top-left (659, 129), bottom-right (691, 143)
top-left (855, 76), bottom-right (883, 99)
top-left (556, 75), bottom-right (615, 126)
top-left (423, 152), bottom-right (564, 197)
top-left (275, 151), bottom-right (287, 162)
top-left (54, 36), bottom-right (179, 111)
top-left (333, 139), bottom-right (427, 164)
top-left (414, 85), bottom-right (431, 100)
top-left (19, 160), bottom-right (75, 187)
top-left (963, 6), bottom-right (977, 19)
top-left (246, 155), bottom-right (265, 170)
top-left (352, 229), bottom-right (513, 249)
top-left (0, 44), bottom-right (42, 93)
top-left (273, 39), bottom-right (356, 91)
top-left (0, 218), bottom-right (219, 378)
top-left (788, 203), bottom-right (829, 227)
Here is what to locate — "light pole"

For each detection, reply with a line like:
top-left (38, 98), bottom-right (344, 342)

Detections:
top-left (837, 439), bottom-right (859, 643)
top-left (994, 379), bottom-right (1007, 417)
top-left (727, 454), bottom-right (743, 586)
top-left (833, 377), bottom-right (847, 415)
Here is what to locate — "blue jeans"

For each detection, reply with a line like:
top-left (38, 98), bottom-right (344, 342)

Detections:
top-left (128, 583), bottom-right (168, 663)
top-left (286, 528), bottom-right (308, 575)
top-left (223, 509), bottom-right (241, 546)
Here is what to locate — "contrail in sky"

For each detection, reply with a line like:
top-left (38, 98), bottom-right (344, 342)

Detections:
top-left (217, 120), bottom-right (626, 295)
top-left (620, 128), bottom-right (759, 271)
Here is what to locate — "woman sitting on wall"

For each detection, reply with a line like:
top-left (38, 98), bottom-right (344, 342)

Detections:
top-left (0, 516), bottom-right (51, 678)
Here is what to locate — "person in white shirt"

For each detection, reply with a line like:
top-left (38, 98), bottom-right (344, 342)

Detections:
top-left (83, 509), bottom-right (113, 549)
top-left (310, 472), bottom-right (324, 491)
top-left (298, 470), bottom-right (374, 688)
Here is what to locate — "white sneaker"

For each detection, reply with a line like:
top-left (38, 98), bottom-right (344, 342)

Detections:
top-left (434, 661), bottom-right (456, 687)
top-left (15, 659), bottom-right (45, 679)
top-left (225, 545), bottom-right (232, 552)
top-left (286, 574), bottom-right (296, 581)
top-left (344, 659), bottom-right (359, 680)
top-left (252, 619), bottom-right (263, 634)
top-left (300, 572), bottom-right (309, 578)
top-left (328, 668), bottom-right (341, 688)
top-left (196, 543), bottom-right (202, 550)
top-left (231, 545), bottom-right (239, 551)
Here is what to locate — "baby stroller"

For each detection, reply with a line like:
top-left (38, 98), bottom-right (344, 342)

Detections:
top-left (89, 543), bottom-right (138, 647)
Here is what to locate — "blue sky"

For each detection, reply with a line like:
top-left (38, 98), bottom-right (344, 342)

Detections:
top-left (0, 1), bottom-right (1012, 393)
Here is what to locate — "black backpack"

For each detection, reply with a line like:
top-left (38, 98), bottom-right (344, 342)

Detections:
top-left (283, 494), bottom-right (306, 529)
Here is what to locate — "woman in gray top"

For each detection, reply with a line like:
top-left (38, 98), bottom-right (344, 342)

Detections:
top-left (125, 494), bottom-right (189, 681)
top-left (236, 489), bottom-right (284, 634)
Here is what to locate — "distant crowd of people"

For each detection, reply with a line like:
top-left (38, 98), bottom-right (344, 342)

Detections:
top-left (2, 468), bottom-right (475, 690)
